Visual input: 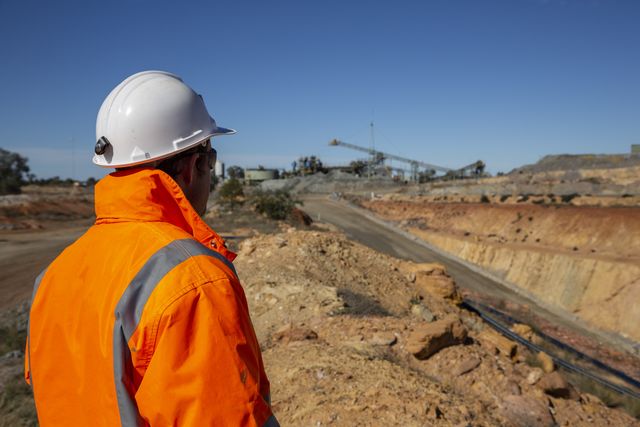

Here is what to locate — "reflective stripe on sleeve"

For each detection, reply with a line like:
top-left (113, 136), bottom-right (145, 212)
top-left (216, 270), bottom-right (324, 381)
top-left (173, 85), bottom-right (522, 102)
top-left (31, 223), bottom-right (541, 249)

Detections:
top-left (27, 268), bottom-right (47, 390)
top-left (31, 268), bottom-right (47, 302)
top-left (112, 238), bottom-right (237, 426)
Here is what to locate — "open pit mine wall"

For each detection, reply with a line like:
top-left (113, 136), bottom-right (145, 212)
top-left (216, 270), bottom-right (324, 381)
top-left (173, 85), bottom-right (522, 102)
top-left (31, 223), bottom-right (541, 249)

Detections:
top-left (363, 199), bottom-right (640, 346)
top-left (410, 230), bottom-right (640, 344)
top-left (423, 165), bottom-right (640, 197)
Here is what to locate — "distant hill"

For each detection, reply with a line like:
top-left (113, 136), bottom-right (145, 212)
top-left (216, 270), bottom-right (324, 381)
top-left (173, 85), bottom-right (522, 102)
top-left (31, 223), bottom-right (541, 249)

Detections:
top-left (510, 154), bottom-right (640, 174)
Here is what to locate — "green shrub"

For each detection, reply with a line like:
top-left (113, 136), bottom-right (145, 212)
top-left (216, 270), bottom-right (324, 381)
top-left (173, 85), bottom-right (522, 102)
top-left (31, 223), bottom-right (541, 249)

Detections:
top-left (249, 189), bottom-right (300, 220)
top-left (218, 178), bottom-right (244, 207)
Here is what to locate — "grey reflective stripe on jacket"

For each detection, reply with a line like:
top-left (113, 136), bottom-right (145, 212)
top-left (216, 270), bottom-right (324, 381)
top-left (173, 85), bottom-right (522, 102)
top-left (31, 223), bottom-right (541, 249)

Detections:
top-left (27, 268), bottom-right (48, 391)
top-left (112, 238), bottom-right (238, 426)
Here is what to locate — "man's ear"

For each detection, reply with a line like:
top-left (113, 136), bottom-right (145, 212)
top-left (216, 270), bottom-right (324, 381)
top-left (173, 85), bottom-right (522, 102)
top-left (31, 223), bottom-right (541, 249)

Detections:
top-left (176, 154), bottom-right (199, 186)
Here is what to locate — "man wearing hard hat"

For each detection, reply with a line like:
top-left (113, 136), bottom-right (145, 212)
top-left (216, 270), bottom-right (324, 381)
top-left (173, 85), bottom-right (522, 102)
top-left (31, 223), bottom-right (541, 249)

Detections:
top-left (25, 71), bottom-right (278, 426)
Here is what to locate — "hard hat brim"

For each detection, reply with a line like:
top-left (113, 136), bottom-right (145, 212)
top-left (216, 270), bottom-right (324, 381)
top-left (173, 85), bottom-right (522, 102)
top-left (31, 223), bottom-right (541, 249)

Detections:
top-left (213, 126), bottom-right (236, 136)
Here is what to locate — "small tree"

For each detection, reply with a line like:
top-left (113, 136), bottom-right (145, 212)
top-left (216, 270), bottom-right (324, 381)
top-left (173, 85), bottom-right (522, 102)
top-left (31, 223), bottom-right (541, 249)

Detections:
top-left (0, 148), bottom-right (30, 195)
top-left (218, 178), bottom-right (244, 207)
top-left (249, 189), bottom-right (299, 220)
top-left (227, 165), bottom-right (244, 180)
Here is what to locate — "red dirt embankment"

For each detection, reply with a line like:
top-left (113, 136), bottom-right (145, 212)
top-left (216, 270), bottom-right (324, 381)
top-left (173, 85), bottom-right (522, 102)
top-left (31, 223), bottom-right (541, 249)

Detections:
top-left (0, 186), bottom-right (94, 231)
top-left (362, 197), bottom-right (640, 344)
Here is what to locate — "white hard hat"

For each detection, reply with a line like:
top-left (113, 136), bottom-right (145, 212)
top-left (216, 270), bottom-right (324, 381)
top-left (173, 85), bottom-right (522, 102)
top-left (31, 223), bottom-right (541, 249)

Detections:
top-left (93, 70), bottom-right (235, 168)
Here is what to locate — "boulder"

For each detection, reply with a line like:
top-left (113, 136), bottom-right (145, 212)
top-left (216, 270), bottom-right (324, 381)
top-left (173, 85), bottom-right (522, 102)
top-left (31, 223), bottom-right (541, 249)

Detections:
top-left (368, 332), bottom-right (398, 346)
top-left (406, 315), bottom-right (467, 360)
top-left (499, 395), bottom-right (555, 427)
top-left (290, 207), bottom-right (313, 226)
top-left (273, 323), bottom-right (318, 344)
top-left (536, 352), bottom-right (555, 373)
top-left (452, 356), bottom-right (481, 376)
top-left (414, 274), bottom-right (462, 304)
top-left (412, 262), bottom-right (447, 276)
top-left (410, 303), bottom-right (435, 322)
top-left (412, 265), bottom-right (462, 304)
top-left (536, 372), bottom-right (574, 399)
top-left (526, 368), bottom-right (544, 385)
top-left (400, 262), bottom-right (444, 281)
top-left (478, 329), bottom-right (517, 358)
top-left (579, 393), bottom-right (603, 414)
top-left (510, 323), bottom-right (534, 341)
top-left (238, 239), bottom-right (256, 256)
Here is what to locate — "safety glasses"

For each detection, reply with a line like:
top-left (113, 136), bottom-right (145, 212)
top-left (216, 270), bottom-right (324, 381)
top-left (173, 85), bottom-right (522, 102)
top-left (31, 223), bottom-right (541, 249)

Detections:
top-left (198, 147), bottom-right (217, 170)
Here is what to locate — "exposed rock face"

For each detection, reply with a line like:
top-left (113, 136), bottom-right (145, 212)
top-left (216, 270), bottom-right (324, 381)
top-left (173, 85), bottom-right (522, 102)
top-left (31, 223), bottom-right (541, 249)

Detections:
top-left (421, 230), bottom-right (640, 343)
top-left (363, 199), bottom-right (640, 343)
top-left (406, 316), bottom-right (467, 360)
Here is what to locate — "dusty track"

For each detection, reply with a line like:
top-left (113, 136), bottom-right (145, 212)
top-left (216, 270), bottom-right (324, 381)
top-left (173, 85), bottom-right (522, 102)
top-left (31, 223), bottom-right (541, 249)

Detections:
top-left (0, 225), bottom-right (88, 310)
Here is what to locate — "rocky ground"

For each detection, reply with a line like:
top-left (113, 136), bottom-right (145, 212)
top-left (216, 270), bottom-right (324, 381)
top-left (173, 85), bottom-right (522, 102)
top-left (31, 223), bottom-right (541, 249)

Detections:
top-left (3, 224), bottom-right (639, 425)
top-left (234, 229), bottom-right (639, 426)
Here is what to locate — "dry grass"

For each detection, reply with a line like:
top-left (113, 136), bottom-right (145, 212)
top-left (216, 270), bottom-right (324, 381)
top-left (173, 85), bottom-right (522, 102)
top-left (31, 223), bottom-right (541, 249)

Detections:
top-left (0, 306), bottom-right (37, 426)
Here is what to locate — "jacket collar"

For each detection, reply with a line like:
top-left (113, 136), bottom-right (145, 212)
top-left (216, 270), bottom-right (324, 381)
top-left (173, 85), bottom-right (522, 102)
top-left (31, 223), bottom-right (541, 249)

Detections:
top-left (95, 168), bottom-right (236, 262)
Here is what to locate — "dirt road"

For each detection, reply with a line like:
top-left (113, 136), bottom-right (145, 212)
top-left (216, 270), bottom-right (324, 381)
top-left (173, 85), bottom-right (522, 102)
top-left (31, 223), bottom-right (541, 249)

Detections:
top-left (0, 225), bottom-right (88, 310)
top-left (300, 196), bottom-right (630, 351)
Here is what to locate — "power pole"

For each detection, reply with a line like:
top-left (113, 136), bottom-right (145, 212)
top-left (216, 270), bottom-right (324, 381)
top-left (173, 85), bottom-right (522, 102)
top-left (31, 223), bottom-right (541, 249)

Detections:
top-left (71, 137), bottom-right (76, 182)
top-left (368, 121), bottom-right (375, 180)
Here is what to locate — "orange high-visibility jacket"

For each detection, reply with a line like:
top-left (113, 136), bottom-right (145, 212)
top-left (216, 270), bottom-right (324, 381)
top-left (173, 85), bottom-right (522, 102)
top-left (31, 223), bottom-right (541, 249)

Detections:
top-left (26, 169), bottom-right (277, 426)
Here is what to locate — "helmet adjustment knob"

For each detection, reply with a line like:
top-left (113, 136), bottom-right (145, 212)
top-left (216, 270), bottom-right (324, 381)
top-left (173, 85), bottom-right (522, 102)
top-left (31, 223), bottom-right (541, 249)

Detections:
top-left (95, 136), bottom-right (111, 155)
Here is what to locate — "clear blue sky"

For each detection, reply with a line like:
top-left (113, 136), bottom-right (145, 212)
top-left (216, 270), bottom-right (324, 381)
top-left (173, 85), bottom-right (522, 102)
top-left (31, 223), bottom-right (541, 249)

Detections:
top-left (1, 0), bottom-right (638, 179)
